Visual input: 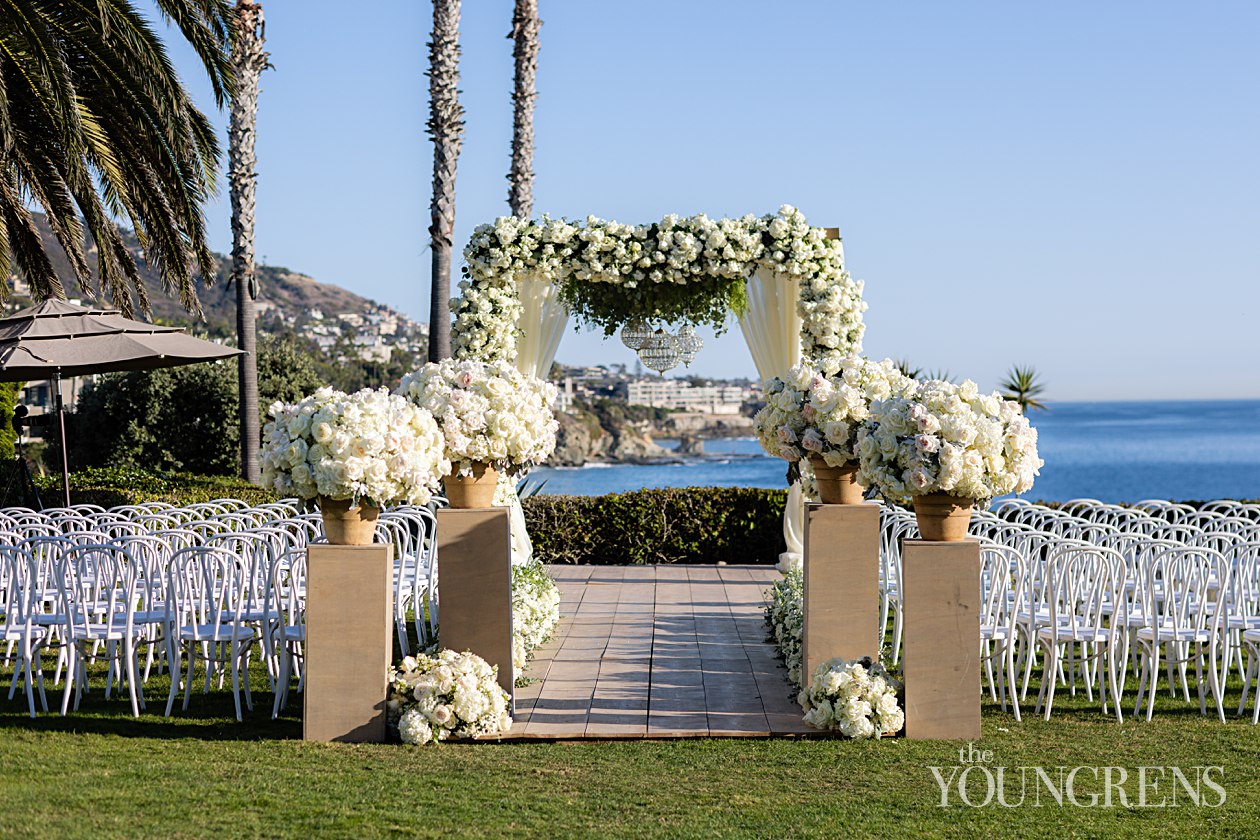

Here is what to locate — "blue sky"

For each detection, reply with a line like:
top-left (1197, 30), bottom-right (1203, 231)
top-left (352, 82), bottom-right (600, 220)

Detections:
top-left (160, 1), bottom-right (1258, 400)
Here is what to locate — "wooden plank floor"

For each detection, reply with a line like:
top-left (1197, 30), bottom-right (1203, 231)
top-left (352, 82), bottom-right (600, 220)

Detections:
top-left (508, 565), bottom-right (815, 739)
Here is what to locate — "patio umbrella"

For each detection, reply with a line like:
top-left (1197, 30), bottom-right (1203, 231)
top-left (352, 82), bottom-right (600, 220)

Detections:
top-left (0, 299), bottom-right (245, 507)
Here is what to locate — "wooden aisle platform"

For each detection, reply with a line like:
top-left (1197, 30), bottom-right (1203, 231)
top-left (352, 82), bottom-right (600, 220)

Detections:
top-left (508, 565), bottom-right (814, 739)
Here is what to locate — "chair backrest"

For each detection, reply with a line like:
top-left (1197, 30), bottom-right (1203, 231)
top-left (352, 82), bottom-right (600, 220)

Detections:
top-left (979, 544), bottom-right (1024, 632)
top-left (1140, 546), bottom-right (1227, 639)
top-left (55, 544), bottom-right (141, 639)
top-left (0, 546), bottom-right (36, 628)
top-left (203, 530), bottom-right (283, 614)
top-left (113, 534), bottom-right (175, 610)
top-left (1043, 544), bottom-right (1125, 637)
top-left (166, 546), bottom-right (253, 642)
top-left (270, 547), bottom-right (308, 632)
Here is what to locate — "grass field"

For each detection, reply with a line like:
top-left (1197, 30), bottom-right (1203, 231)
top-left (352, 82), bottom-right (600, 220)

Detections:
top-left (1, 652), bottom-right (1258, 839)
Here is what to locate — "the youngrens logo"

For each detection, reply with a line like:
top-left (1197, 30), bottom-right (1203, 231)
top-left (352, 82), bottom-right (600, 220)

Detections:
top-left (929, 744), bottom-right (1225, 808)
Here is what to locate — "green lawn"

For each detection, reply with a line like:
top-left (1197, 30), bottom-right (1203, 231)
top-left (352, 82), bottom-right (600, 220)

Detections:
top-left (1, 655), bottom-right (1258, 839)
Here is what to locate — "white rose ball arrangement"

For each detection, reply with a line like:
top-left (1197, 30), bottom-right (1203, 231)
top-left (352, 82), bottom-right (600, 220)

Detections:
top-left (260, 386), bottom-right (449, 507)
top-left (855, 379), bottom-right (1044, 504)
top-left (799, 356), bottom-right (915, 469)
top-left (395, 359), bottom-right (559, 478)
top-left (388, 650), bottom-right (512, 745)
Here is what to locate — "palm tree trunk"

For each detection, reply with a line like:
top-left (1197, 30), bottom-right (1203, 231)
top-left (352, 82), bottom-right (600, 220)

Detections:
top-left (230, 2), bottom-right (268, 482)
top-left (427, 0), bottom-right (464, 362)
top-left (508, 0), bottom-right (540, 219)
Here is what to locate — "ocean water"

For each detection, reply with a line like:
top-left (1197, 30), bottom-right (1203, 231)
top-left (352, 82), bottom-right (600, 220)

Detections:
top-left (528, 400), bottom-right (1260, 503)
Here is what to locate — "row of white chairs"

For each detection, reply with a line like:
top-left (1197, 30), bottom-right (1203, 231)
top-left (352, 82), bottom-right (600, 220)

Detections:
top-left (0, 501), bottom-right (441, 720)
top-left (878, 497), bottom-right (1260, 724)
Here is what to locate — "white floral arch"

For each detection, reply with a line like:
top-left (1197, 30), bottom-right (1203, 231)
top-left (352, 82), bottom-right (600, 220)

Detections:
top-left (450, 206), bottom-right (868, 566)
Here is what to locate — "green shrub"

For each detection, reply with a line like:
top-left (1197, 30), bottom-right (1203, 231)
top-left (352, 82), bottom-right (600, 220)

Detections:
top-left (6, 467), bottom-right (278, 509)
top-left (523, 486), bottom-right (787, 565)
top-left (0, 382), bottom-right (20, 462)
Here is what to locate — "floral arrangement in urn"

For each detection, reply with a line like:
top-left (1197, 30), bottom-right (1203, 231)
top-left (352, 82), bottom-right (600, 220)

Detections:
top-left (388, 650), bottom-right (513, 745)
top-left (800, 356), bottom-right (914, 469)
top-left (260, 386), bottom-right (448, 507)
top-left (857, 379), bottom-right (1043, 539)
top-left (799, 656), bottom-right (904, 739)
top-left (857, 379), bottom-right (1042, 504)
top-left (396, 359), bottom-right (558, 478)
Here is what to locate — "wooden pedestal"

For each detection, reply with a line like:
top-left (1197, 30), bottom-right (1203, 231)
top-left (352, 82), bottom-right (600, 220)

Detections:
top-left (304, 543), bottom-right (394, 743)
top-left (802, 503), bottom-right (882, 684)
top-left (436, 508), bottom-right (515, 703)
top-left (902, 539), bottom-right (981, 740)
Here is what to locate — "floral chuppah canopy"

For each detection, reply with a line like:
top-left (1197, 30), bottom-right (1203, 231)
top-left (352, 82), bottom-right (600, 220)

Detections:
top-left (449, 205), bottom-right (868, 566)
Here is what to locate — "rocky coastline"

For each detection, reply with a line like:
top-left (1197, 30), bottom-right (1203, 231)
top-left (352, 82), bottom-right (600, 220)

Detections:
top-left (546, 406), bottom-right (756, 468)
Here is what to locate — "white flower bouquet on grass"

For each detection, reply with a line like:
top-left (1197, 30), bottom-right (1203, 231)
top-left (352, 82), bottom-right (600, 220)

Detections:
top-left (800, 356), bottom-right (914, 469)
top-left (388, 650), bottom-right (513, 745)
top-left (856, 379), bottom-right (1043, 505)
top-left (799, 656), bottom-right (904, 739)
top-left (396, 359), bottom-right (558, 478)
top-left (260, 386), bottom-right (449, 506)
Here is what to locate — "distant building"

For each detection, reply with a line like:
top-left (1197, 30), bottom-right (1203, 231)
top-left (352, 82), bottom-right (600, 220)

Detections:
top-left (625, 379), bottom-right (748, 414)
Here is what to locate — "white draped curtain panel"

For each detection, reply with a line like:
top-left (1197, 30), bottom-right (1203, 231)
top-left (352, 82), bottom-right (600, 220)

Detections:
top-left (737, 266), bottom-right (805, 569)
top-left (509, 275), bottom-right (572, 564)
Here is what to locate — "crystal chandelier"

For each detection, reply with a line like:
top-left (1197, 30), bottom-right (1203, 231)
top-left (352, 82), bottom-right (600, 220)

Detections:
top-left (636, 328), bottom-right (681, 374)
top-left (619, 319), bottom-right (652, 351)
top-left (674, 324), bottom-right (703, 367)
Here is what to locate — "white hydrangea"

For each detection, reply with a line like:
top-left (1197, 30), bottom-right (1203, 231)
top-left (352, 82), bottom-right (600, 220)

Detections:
top-left (388, 650), bottom-right (512, 744)
top-left (395, 359), bottom-right (558, 478)
top-left (801, 356), bottom-right (915, 468)
top-left (856, 379), bottom-right (1044, 505)
top-left (259, 387), bottom-right (449, 506)
top-left (800, 657), bottom-right (903, 739)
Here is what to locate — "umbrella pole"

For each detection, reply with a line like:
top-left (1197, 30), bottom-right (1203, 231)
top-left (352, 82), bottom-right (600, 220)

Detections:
top-left (54, 373), bottom-right (70, 508)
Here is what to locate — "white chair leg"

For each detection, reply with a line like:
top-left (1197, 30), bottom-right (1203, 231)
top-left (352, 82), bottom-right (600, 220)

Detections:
top-left (1146, 643), bottom-right (1161, 721)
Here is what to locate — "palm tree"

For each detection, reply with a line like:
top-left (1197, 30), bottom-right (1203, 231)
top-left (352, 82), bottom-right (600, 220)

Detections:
top-left (229, 1), bottom-right (269, 482)
top-left (894, 359), bottom-right (922, 380)
top-left (0, 1), bottom-right (233, 316)
top-left (1000, 365), bottom-right (1049, 413)
top-left (507, 0), bottom-right (540, 218)
top-left (427, 0), bottom-right (464, 361)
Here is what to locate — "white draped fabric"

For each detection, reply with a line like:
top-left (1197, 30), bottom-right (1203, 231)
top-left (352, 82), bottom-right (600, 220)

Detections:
top-left (736, 267), bottom-right (805, 568)
top-left (514, 275), bottom-right (570, 380)
top-left (509, 274), bottom-right (571, 565)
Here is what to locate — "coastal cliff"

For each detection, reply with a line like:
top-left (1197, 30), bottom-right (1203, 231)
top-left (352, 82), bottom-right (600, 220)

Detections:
top-left (545, 400), bottom-right (757, 467)
top-left (548, 405), bottom-right (669, 467)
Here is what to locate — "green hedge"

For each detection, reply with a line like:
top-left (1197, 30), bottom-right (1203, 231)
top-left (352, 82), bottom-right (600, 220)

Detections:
top-left (523, 486), bottom-right (787, 565)
top-left (3, 467), bottom-right (278, 509)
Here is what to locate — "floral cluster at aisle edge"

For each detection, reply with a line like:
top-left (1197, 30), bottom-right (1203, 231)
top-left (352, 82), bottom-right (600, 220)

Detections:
top-left (389, 650), bottom-right (513, 745)
top-left (799, 657), bottom-right (904, 739)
